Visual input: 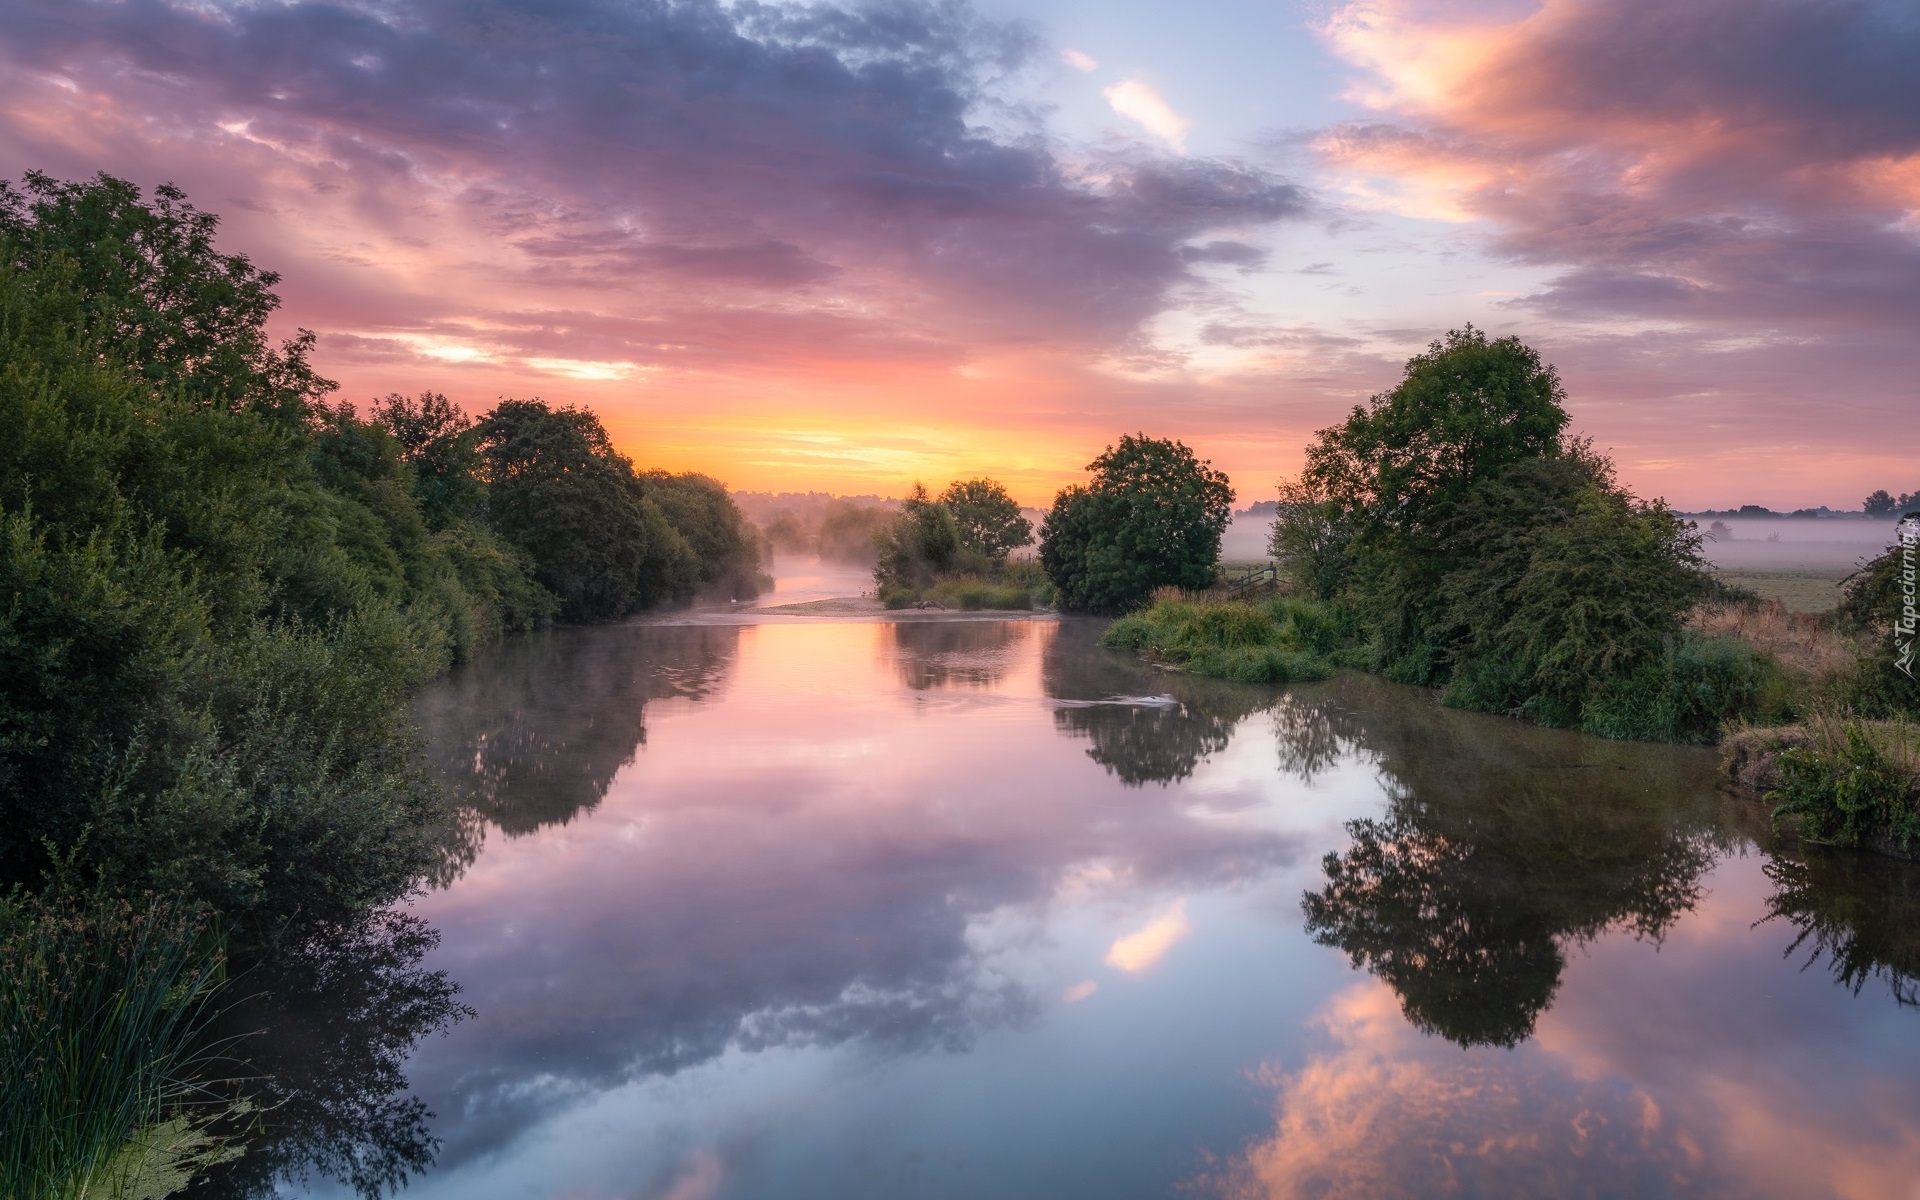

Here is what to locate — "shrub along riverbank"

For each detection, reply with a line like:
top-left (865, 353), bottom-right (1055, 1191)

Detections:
top-left (871, 478), bottom-right (1052, 609)
top-left (0, 172), bottom-right (763, 1193)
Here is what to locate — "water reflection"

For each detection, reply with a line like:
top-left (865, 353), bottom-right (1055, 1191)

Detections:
top-left (882, 619), bottom-right (1033, 690)
top-left (1764, 847), bottom-right (1920, 1006)
top-left (1044, 621), bottom-right (1277, 784)
top-left (398, 619), bottom-right (1312, 1175)
top-left (1291, 678), bottom-right (1723, 1047)
top-left (187, 913), bottom-right (470, 1199)
top-left (268, 617), bottom-right (1920, 1197)
top-left (415, 625), bottom-right (740, 837)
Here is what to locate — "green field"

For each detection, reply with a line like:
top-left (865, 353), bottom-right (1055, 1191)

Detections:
top-left (1716, 567), bottom-right (1852, 613)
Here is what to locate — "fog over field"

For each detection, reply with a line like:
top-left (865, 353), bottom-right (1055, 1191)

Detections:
top-left (1690, 518), bottom-right (1900, 571)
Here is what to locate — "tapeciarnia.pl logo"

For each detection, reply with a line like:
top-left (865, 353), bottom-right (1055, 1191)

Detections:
top-left (1897, 513), bottom-right (1918, 679)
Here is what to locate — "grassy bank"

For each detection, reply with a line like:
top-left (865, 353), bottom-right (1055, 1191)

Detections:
top-left (1724, 720), bottom-right (1920, 858)
top-left (880, 559), bottom-right (1054, 610)
top-left (1105, 591), bottom-right (1789, 744)
top-left (1102, 592), bottom-right (1350, 683)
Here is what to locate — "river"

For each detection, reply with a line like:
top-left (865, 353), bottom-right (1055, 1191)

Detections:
top-left (210, 581), bottom-right (1920, 1199)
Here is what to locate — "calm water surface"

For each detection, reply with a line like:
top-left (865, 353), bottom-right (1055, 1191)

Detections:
top-left (227, 613), bottom-right (1920, 1200)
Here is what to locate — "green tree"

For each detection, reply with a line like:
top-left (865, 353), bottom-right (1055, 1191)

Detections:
top-left (640, 470), bottom-right (764, 600)
top-left (0, 171), bottom-right (332, 422)
top-left (1305, 325), bottom-right (1568, 544)
top-left (1267, 476), bottom-right (1352, 600)
top-left (1039, 435), bottom-right (1233, 613)
top-left (1290, 326), bottom-right (1717, 734)
top-left (874, 484), bottom-right (961, 595)
top-left (1303, 327), bottom-right (1581, 683)
top-left (473, 399), bottom-right (695, 621)
top-left (938, 478), bottom-right (1031, 564)
top-left (370, 391), bottom-right (486, 528)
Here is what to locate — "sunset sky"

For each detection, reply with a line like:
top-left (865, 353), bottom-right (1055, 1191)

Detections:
top-left (2, 0), bottom-right (1914, 507)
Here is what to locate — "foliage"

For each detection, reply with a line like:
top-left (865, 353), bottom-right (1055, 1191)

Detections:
top-left (1304, 325), bottom-right (1568, 546)
top-left (1577, 633), bottom-right (1791, 743)
top-left (368, 391), bottom-right (486, 529)
top-left (1259, 328), bottom-right (1722, 740)
top-left (0, 171), bottom-right (331, 423)
top-left (873, 483), bottom-right (962, 596)
top-left (1039, 434), bottom-right (1233, 614)
top-left (1267, 476), bottom-right (1351, 600)
top-left (1768, 720), bottom-right (1920, 853)
top-left (474, 399), bottom-right (687, 621)
top-left (1428, 457), bottom-right (1711, 720)
top-left (0, 170), bottom-right (770, 1192)
top-left (938, 478), bottom-right (1031, 564)
top-left (1863, 489), bottom-right (1920, 517)
top-left (1832, 531), bottom-right (1920, 717)
top-left (1, 889), bottom-right (230, 1200)
top-left (0, 173), bottom-right (758, 930)
top-left (1103, 595), bottom-right (1346, 684)
top-left (0, 226), bottom-right (453, 927)
top-left (640, 469), bottom-right (766, 601)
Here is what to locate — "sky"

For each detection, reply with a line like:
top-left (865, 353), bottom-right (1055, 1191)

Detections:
top-left (1, 0), bottom-right (1915, 508)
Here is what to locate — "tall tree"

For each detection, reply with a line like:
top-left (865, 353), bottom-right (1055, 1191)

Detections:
top-left (939, 478), bottom-right (1031, 564)
top-left (1039, 435), bottom-right (1233, 613)
top-left (0, 172), bottom-right (333, 421)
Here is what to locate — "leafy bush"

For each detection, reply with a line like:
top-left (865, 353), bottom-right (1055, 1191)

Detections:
top-left (1833, 531), bottom-right (1920, 717)
top-left (1040, 435), bottom-right (1233, 614)
top-left (1769, 721), bottom-right (1920, 853)
top-left (1578, 633), bottom-right (1792, 743)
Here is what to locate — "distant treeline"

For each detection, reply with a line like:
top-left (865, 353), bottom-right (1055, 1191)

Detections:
top-left (1684, 503), bottom-right (1900, 519)
top-left (734, 491), bottom-right (903, 562)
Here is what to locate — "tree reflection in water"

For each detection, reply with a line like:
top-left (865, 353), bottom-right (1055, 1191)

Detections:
top-left (883, 619), bottom-right (1034, 691)
top-left (1763, 847), bottom-right (1920, 1007)
top-left (185, 912), bottom-right (472, 1199)
top-left (415, 625), bottom-right (740, 839)
top-left (1292, 677), bottom-right (1725, 1047)
top-left (1043, 619), bottom-right (1277, 785)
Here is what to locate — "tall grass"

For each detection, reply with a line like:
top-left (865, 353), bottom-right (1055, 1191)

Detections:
top-left (1765, 719), bottom-right (1920, 855)
top-left (1102, 593), bottom-right (1346, 684)
top-left (881, 559), bottom-right (1055, 611)
top-left (1, 890), bottom-right (231, 1199)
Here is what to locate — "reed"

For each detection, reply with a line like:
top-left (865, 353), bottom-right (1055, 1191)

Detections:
top-left (1, 890), bottom-right (231, 1199)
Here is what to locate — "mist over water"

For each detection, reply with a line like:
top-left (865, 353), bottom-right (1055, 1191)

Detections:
top-left (251, 605), bottom-right (1920, 1200)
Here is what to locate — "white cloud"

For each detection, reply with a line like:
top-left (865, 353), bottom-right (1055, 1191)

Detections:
top-left (1061, 47), bottom-right (1098, 73)
top-left (525, 357), bottom-right (644, 380)
top-left (1103, 79), bottom-right (1190, 152)
top-left (1104, 899), bottom-right (1191, 972)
